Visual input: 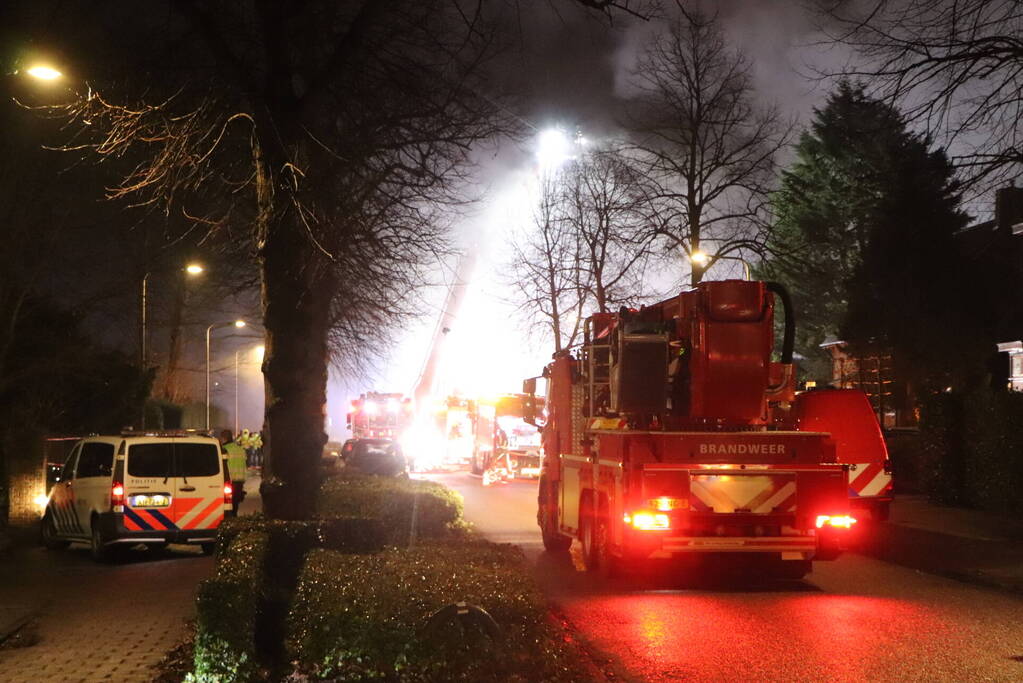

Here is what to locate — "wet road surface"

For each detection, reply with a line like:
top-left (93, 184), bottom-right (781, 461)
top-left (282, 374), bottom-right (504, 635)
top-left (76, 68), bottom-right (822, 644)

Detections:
top-left (428, 471), bottom-right (1023, 682)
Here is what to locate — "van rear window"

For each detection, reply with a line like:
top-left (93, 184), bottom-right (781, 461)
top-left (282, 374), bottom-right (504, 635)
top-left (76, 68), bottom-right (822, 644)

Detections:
top-left (176, 444), bottom-right (220, 477)
top-left (127, 443), bottom-right (221, 478)
top-left (128, 444), bottom-right (173, 478)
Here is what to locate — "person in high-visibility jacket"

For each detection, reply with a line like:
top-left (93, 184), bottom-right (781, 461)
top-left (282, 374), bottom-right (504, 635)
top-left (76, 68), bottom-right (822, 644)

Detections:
top-left (219, 430), bottom-right (248, 514)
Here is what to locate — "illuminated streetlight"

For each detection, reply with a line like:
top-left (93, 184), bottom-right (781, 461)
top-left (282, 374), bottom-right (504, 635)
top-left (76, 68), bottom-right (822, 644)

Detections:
top-left (536, 128), bottom-right (572, 172)
top-left (687, 249), bottom-right (751, 280)
top-left (235, 343), bottom-right (265, 435)
top-left (186, 263), bottom-right (205, 276)
top-left (206, 319), bottom-right (246, 430)
top-left (25, 65), bottom-right (62, 81)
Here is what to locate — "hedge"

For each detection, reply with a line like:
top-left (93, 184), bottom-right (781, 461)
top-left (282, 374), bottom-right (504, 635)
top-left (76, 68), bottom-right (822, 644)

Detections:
top-left (316, 472), bottom-right (466, 545)
top-left (216, 513), bottom-right (385, 555)
top-left (920, 387), bottom-right (1023, 515)
top-left (287, 541), bottom-right (587, 681)
top-left (188, 530), bottom-right (269, 683)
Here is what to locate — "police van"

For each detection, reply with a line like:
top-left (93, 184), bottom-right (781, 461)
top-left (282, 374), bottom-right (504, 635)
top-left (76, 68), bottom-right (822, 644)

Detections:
top-left (41, 432), bottom-right (232, 561)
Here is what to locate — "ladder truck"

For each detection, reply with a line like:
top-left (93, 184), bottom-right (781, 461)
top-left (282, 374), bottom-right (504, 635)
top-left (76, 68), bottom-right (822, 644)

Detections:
top-left (524, 279), bottom-right (886, 578)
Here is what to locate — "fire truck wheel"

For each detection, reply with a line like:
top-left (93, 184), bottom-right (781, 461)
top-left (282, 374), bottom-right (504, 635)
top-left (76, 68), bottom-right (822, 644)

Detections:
top-left (580, 508), bottom-right (616, 576)
top-left (541, 523), bottom-right (572, 553)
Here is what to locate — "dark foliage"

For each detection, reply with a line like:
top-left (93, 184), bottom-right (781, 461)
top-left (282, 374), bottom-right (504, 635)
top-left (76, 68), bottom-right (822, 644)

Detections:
top-left (762, 81), bottom-right (987, 389)
top-left (920, 388), bottom-right (1023, 515)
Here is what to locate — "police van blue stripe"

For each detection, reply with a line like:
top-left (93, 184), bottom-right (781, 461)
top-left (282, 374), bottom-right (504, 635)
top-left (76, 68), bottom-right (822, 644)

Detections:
top-left (147, 509), bottom-right (178, 530)
top-left (123, 507), bottom-right (153, 530)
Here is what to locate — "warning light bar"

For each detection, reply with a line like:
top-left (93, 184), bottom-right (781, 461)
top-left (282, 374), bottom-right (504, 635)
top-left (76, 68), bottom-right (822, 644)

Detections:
top-left (624, 510), bottom-right (671, 531)
top-left (816, 514), bottom-right (857, 529)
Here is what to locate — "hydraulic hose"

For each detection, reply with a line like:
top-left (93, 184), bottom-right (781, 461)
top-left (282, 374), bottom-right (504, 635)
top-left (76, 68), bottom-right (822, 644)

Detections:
top-left (765, 282), bottom-right (794, 364)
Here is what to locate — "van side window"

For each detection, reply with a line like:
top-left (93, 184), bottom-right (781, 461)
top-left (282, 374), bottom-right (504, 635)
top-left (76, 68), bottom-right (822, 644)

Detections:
top-left (59, 445), bottom-right (81, 482)
top-left (76, 443), bottom-right (115, 478)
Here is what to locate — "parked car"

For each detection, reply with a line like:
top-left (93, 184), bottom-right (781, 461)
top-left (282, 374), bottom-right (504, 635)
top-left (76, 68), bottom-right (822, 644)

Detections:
top-left (41, 432), bottom-right (232, 561)
top-left (340, 438), bottom-right (408, 477)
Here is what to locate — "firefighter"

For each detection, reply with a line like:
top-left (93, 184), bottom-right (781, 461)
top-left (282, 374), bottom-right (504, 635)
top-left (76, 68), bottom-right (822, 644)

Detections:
top-left (220, 429), bottom-right (248, 514)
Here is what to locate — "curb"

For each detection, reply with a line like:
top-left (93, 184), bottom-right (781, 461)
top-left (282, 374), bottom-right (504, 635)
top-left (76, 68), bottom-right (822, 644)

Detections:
top-left (854, 520), bottom-right (1023, 595)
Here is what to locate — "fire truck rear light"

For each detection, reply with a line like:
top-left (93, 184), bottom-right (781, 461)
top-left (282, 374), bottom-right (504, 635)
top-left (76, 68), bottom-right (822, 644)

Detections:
top-left (625, 511), bottom-right (670, 531)
top-left (816, 514), bottom-right (856, 529)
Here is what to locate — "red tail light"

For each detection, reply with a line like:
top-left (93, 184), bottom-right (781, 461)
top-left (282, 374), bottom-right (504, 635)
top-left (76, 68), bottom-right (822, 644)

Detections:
top-left (816, 514), bottom-right (857, 529)
top-left (624, 510), bottom-right (671, 531)
top-left (111, 482), bottom-right (125, 509)
top-left (223, 482), bottom-right (233, 505)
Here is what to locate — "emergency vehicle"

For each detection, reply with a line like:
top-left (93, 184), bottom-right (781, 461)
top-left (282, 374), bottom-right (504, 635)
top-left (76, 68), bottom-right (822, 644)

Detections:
top-left (525, 279), bottom-right (885, 578)
top-left (40, 432), bottom-right (231, 561)
top-left (470, 394), bottom-right (545, 482)
top-left (347, 392), bottom-right (413, 439)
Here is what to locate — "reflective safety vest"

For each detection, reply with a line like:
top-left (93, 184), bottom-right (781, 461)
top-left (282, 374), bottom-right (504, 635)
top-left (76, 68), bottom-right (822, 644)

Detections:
top-left (224, 441), bottom-right (247, 481)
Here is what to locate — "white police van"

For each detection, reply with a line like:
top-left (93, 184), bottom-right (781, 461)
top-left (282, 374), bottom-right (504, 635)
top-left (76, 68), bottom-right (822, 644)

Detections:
top-left (41, 432), bottom-right (232, 561)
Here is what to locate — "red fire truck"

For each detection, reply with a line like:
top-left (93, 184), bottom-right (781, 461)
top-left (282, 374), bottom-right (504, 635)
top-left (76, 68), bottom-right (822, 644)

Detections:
top-left (470, 394), bottom-right (545, 483)
top-left (346, 392), bottom-right (413, 440)
top-left (525, 279), bottom-right (886, 578)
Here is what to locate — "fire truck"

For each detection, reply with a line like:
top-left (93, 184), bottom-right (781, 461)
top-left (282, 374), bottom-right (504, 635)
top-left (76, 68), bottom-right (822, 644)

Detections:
top-left (525, 279), bottom-right (887, 578)
top-left (346, 392), bottom-right (413, 440)
top-left (470, 394), bottom-right (545, 482)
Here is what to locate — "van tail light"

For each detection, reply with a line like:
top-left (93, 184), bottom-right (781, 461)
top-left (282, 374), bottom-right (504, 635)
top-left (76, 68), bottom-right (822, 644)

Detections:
top-left (624, 510), bottom-right (671, 531)
top-left (111, 482), bottom-right (125, 511)
top-left (816, 514), bottom-right (857, 529)
top-left (223, 482), bottom-right (233, 505)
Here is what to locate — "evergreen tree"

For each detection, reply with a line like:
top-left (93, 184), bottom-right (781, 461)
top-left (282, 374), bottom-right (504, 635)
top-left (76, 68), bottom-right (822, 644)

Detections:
top-left (762, 81), bottom-right (984, 392)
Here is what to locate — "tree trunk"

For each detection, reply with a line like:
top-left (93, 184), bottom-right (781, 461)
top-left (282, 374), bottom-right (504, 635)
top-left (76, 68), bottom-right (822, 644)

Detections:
top-left (252, 120), bottom-right (332, 520)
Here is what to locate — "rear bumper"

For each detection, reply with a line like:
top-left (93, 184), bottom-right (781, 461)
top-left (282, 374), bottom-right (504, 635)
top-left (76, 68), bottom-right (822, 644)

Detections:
top-left (96, 512), bottom-right (219, 545)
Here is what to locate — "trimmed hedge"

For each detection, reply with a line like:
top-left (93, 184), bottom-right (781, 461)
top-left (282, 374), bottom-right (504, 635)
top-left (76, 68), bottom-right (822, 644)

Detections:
top-left (920, 388), bottom-right (1023, 515)
top-left (188, 530), bottom-right (268, 683)
top-left (316, 472), bottom-right (466, 545)
top-left (287, 541), bottom-right (587, 681)
top-left (216, 513), bottom-right (385, 555)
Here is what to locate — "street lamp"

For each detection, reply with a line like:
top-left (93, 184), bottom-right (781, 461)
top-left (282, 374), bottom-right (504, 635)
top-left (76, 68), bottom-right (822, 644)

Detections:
top-left (689, 249), bottom-right (752, 281)
top-left (206, 319), bottom-right (245, 430)
top-left (234, 344), bottom-right (265, 435)
top-left (24, 65), bottom-right (62, 81)
top-left (140, 261), bottom-right (204, 369)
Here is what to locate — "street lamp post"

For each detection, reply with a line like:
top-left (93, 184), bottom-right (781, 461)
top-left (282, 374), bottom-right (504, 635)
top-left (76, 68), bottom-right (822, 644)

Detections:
top-left (139, 262), bottom-right (205, 371)
top-left (234, 344), bottom-right (266, 435)
top-left (206, 319), bottom-right (246, 431)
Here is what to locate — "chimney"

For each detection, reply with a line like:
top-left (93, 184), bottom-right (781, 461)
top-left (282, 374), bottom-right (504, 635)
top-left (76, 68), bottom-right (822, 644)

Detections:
top-left (995, 185), bottom-right (1023, 235)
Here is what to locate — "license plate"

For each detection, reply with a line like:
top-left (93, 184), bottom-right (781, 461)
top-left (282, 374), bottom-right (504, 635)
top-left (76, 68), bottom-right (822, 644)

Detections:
top-left (129, 493), bottom-right (171, 508)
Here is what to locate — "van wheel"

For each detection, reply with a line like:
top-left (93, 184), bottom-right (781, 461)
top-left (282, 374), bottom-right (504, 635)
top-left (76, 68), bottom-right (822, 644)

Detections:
top-left (90, 522), bottom-right (113, 563)
top-left (40, 513), bottom-right (68, 551)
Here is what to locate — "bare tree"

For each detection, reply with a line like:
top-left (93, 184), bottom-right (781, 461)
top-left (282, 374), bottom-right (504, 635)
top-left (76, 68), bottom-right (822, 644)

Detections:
top-left (510, 173), bottom-right (589, 353)
top-left (817, 0), bottom-right (1023, 190)
top-left (625, 6), bottom-right (791, 285)
top-left (45, 1), bottom-right (508, 518)
top-left (562, 145), bottom-right (657, 312)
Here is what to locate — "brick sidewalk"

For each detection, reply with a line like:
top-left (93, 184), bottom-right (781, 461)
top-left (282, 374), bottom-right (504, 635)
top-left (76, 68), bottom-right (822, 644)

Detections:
top-left (0, 545), bottom-right (212, 682)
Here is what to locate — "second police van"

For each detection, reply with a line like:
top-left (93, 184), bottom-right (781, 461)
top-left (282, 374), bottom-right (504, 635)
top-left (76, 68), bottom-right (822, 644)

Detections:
top-left (41, 432), bottom-right (233, 561)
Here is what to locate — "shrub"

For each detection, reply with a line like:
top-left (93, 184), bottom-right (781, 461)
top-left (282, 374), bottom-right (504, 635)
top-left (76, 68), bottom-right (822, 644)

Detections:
top-left (215, 513), bottom-right (385, 555)
top-left (287, 541), bottom-right (587, 681)
top-left (920, 387), bottom-right (1023, 515)
top-left (316, 473), bottom-right (466, 545)
top-left (189, 530), bottom-right (268, 683)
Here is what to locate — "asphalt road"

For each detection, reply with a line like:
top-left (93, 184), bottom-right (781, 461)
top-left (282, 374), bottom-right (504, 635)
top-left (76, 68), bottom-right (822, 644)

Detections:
top-left (428, 471), bottom-right (1023, 683)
